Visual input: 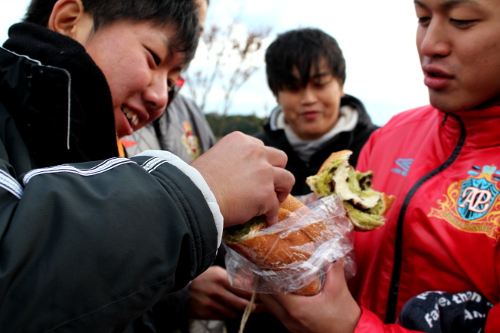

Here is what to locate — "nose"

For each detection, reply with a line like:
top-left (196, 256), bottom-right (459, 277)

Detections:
top-left (418, 20), bottom-right (451, 59)
top-left (142, 72), bottom-right (168, 115)
top-left (301, 85), bottom-right (318, 105)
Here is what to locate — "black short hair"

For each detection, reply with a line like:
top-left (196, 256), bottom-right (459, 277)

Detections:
top-left (23, 0), bottom-right (200, 65)
top-left (265, 28), bottom-right (346, 96)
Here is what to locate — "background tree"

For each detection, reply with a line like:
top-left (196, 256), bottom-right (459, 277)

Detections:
top-left (184, 20), bottom-right (271, 137)
top-left (205, 113), bottom-right (264, 138)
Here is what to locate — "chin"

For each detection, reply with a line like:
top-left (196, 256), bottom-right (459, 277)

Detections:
top-left (116, 126), bottom-right (132, 139)
top-left (429, 94), bottom-right (470, 113)
top-left (300, 132), bottom-right (324, 141)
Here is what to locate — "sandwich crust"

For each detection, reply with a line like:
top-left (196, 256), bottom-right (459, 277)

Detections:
top-left (316, 150), bottom-right (352, 174)
top-left (223, 194), bottom-right (332, 295)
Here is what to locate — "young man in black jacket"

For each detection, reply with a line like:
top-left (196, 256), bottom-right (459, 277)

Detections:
top-left (0, 0), bottom-right (293, 331)
top-left (256, 28), bottom-right (378, 196)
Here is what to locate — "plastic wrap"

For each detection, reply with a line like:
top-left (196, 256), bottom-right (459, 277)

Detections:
top-left (223, 194), bottom-right (355, 295)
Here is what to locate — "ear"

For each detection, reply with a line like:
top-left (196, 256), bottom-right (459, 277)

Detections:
top-left (47, 0), bottom-right (88, 38)
top-left (275, 92), bottom-right (281, 105)
top-left (339, 81), bottom-right (345, 97)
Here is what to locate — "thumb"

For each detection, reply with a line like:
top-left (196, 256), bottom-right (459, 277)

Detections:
top-left (263, 195), bottom-right (280, 226)
top-left (321, 259), bottom-right (348, 296)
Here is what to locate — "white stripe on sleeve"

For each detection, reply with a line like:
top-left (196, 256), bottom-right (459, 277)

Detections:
top-left (22, 158), bottom-right (134, 184)
top-left (0, 169), bottom-right (23, 199)
top-left (136, 150), bottom-right (223, 247)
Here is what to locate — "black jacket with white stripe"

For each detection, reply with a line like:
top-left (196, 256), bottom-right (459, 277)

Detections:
top-left (0, 23), bottom-right (219, 332)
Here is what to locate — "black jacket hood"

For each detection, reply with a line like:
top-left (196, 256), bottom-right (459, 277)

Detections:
top-left (1, 23), bottom-right (118, 167)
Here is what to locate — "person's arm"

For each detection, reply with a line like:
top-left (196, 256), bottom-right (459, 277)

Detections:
top-left (0, 131), bottom-right (293, 331)
top-left (0, 151), bottom-right (219, 331)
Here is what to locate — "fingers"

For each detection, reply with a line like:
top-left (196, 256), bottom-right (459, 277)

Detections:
top-left (261, 146), bottom-right (294, 225)
top-left (193, 293), bottom-right (247, 320)
top-left (263, 145), bottom-right (288, 168)
top-left (322, 260), bottom-right (344, 294)
top-left (192, 131), bottom-right (293, 227)
top-left (227, 283), bottom-right (257, 300)
top-left (262, 196), bottom-right (280, 225)
top-left (263, 166), bottom-right (294, 225)
top-left (188, 266), bottom-right (253, 320)
top-left (263, 145), bottom-right (294, 203)
top-left (274, 167), bottom-right (295, 203)
top-left (251, 300), bottom-right (268, 313)
top-left (258, 292), bottom-right (290, 322)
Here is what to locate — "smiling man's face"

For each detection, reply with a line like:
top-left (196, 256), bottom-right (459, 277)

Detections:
top-left (277, 57), bottom-right (344, 141)
top-left (77, 19), bottom-right (184, 137)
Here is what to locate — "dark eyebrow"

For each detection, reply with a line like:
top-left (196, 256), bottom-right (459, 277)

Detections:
top-left (311, 71), bottom-right (331, 79)
top-left (414, 0), bottom-right (426, 9)
top-left (414, 0), bottom-right (480, 9)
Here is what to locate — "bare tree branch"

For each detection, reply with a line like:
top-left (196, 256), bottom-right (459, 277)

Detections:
top-left (184, 20), bottom-right (272, 137)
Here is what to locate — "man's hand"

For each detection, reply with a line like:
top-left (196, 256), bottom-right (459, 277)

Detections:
top-left (188, 266), bottom-right (265, 320)
top-left (191, 131), bottom-right (295, 227)
top-left (259, 260), bottom-right (361, 333)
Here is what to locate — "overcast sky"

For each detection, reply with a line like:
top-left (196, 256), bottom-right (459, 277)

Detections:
top-left (0, 0), bottom-right (429, 126)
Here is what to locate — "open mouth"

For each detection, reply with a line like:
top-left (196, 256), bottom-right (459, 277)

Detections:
top-left (429, 72), bottom-right (448, 78)
top-left (122, 106), bottom-right (139, 127)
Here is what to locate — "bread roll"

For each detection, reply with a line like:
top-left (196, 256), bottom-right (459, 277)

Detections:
top-left (223, 195), bottom-right (333, 295)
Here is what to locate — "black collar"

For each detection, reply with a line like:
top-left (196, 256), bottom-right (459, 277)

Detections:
top-left (2, 23), bottom-right (118, 167)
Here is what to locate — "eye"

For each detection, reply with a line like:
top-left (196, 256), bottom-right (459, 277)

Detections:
top-left (283, 83), bottom-right (300, 92)
top-left (167, 79), bottom-right (175, 92)
top-left (417, 16), bottom-right (431, 26)
top-left (313, 75), bottom-right (334, 88)
top-left (147, 49), bottom-right (162, 67)
top-left (314, 79), bottom-right (329, 87)
top-left (450, 19), bottom-right (476, 28)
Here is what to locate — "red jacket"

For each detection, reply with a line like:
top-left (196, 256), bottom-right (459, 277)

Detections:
top-left (351, 105), bottom-right (500, 332)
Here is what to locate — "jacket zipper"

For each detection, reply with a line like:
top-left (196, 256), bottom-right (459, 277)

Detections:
top-left (384, 114), bottom-right (466, 323)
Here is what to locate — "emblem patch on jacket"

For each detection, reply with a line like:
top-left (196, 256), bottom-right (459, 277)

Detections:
top-left (181, 122), bottom-right (201, 160)
top-left (429, 165), bottom-right (500, 241)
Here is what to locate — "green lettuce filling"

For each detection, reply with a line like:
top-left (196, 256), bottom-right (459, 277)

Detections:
top-left (343, 201), bottom-right (385, 228)
top-left (346, 169), bottom-right (379, 204)
top-left (308, 158), bottom-right (344, 197)
top-left (223, 216), bottom-right (266, 243)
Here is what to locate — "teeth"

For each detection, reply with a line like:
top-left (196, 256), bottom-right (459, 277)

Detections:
top-left (122, 107), bottom-right (139, 126)
top-left (131, 114), bottom-right (138, 126)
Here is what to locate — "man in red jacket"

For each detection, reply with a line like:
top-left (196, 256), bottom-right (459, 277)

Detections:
top-left (259, 0), bottom-right (500, 332)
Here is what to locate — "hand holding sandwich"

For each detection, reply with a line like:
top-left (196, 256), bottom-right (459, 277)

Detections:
top-left (191, 131), bottom-right (295, 228)
top-left (259, 259), bottom-right (361, 333)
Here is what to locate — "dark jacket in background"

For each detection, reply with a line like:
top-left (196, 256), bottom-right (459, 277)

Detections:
top-left (255, 94), bottom-right (378, 196)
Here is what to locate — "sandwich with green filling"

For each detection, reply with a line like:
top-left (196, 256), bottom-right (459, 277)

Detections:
top-left (306, 150), bottom-right (394, 231)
